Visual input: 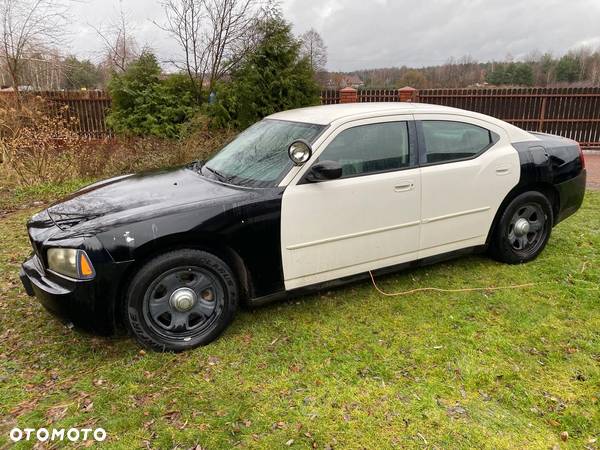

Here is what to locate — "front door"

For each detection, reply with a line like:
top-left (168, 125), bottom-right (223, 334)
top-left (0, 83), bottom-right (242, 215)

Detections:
top-left (281, 117), bottom-right (421, 290)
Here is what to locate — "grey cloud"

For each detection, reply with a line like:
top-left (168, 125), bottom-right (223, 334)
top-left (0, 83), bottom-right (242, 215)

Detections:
top-left (71, 0), bottom-right (600, 71)
top-left (284, 0), bottom-right (600, 70)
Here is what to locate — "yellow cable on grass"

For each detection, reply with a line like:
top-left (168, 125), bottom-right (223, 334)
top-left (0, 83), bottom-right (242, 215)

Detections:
top-left (368, 271), bottom-right (598, 297)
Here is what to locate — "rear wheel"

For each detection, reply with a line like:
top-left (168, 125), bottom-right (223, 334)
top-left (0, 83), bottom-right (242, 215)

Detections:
top-left (490, 191), bottom-right (553, 264)
top-left (125, 249), bottom-right (238, 351)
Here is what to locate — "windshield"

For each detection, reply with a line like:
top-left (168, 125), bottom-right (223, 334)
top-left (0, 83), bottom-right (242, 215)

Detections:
top-left (203, 119), bottom-right (326, 187)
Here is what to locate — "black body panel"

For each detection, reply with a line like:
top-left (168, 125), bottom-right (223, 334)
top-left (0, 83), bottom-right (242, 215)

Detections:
top-left (21, 166), bottom-right (284, 333)
top-left (511, 134), bottom-right (585, 224)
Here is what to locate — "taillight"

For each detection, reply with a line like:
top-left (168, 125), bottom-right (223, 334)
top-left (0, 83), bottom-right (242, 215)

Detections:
top-left (577, 143), bottom-right (586, 170)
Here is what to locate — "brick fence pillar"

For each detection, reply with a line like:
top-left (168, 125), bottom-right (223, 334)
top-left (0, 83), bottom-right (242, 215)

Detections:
top-left (339, 87), bottom-right (358, 103)
top-left (398, 86), bottom-right (419, 102)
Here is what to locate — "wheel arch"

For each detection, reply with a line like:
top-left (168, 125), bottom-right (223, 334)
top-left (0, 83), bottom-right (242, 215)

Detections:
top-left (114, 232), bottom-right (253, 328)
top-left (485, 181), bottom-right (560, 247)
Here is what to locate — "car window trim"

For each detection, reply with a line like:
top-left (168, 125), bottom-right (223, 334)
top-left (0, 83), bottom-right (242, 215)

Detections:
top-left (416, 120), bottom-right (500, 167)
top-left (299, 120), bottom-right (418, 184)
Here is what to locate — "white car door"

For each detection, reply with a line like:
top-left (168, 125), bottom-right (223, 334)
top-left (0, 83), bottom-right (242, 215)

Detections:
top-left (414, 114), bottom-right (520, 258)
top-left (281, 116), bottom-right (421, 290)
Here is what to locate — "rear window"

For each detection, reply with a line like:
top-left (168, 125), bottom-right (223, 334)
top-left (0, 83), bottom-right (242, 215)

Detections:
top-left (422, 121), bottom-right (493, 164)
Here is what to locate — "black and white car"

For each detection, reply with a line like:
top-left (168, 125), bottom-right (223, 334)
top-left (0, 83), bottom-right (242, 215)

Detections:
top-left (20, 103), bottom-right (587, 351)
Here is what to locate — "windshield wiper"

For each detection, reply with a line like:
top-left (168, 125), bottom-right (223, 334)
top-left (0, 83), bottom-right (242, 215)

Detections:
top-left (204, 165), bottom-right (230, 182)
top-left (190, 159), bottom-right (204, 171)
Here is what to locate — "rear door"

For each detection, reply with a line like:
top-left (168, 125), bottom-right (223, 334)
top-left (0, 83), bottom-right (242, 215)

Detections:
top-left (280, 116), bottom-right (421, 290)
top-left (415, 114), bottom-right (520, 258)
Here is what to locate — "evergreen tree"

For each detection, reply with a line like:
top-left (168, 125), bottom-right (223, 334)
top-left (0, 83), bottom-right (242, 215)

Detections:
top-left (513, 63), bottom-right (534, 85)
top-left (556, 55), bottom-right (582, 83)
top-left (107, 52), bottom-right (199, 138)
top-left (213, 15), bottom-right (320, 129)
top-left (486, 62), bottom-right (533, 86)
top-left (63, 56), bottom-right (101, 89)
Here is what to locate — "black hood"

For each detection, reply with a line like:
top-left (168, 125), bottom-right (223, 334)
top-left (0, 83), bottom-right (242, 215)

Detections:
top-left (46, 166), bottom-right (244, 230)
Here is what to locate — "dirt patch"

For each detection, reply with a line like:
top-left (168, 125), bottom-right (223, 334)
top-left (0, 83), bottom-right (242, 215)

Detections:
top-left (584, 153), bottom-right (600, 190)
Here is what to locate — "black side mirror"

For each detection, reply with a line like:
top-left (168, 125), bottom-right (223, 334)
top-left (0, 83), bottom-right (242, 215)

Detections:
top-left (305, 160), bottom-right (343, 182)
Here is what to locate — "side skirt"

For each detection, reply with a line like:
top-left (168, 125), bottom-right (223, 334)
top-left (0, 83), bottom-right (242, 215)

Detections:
top-left (247, 245), bottom-right (487, 307)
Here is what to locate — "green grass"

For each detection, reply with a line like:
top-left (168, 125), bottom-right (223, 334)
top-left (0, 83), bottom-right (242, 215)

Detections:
top-left (0, 192), bottom-right (599, 449)
top-left (0, 178), bottom-right (95, 215)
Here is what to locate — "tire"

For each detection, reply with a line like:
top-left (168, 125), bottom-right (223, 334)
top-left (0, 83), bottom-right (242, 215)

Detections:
top-left (489, 191), bottom-right (554, 264)
top-left (125, 249), bottom-right (238, 352)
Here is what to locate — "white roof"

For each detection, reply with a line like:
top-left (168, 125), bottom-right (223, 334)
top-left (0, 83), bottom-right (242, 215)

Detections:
top-left (267, 102), bottom-right (460, 125)
top-left (267, 102), bottom-right (535, 142)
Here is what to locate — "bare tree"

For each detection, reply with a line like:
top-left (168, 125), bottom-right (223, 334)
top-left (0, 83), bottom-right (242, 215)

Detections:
top-left (0, 0), bottom-right (70, 99)
top-left (203, 0), bottom-right (259, 88)
top-left (299, 28), bottom-right (327, 73)
top-left (93, 6), bottom-right (139, 74)
top-left (160, 0), bottom-right (207, 96)
top-left (22, 49), bottom-right (64, 90)
top-left (589, 51), bottom-right (600, 85)
top-left (159, 0), bottom-right (264, 98)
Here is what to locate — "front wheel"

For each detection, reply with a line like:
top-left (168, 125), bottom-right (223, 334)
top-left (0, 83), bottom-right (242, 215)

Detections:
top-left (489, 191), bottom-right (553, 264)
top-left (125, 249), bottom-right (238, 351)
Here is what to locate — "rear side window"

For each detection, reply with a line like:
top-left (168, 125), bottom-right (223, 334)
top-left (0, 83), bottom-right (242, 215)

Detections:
top-left (317, 121), bottom-right (410, 178)
top-left (422, 121), bottom-right (493, 164)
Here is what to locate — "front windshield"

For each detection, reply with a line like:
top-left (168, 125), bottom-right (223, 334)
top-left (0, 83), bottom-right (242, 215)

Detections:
top-left (203, 119), bottom-right (326, 187)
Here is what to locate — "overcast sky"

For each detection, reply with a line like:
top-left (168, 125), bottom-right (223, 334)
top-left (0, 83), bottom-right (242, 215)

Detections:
top-left (70, 0), bottom-right (600, 71)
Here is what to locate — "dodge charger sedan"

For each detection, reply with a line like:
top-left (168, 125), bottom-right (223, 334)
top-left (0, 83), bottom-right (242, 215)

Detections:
top-left (20, 103), bottom-right (586, 351)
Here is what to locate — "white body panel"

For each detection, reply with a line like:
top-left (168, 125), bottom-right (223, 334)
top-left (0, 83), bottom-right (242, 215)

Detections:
top-left (281, 115), bottom-right (420, 290)
top-left (415, 113), bottom-right (521, 257)
top-left (282, 169), bottom-right (421, 289)
top-left (278, 104), bottom-right (526, 291)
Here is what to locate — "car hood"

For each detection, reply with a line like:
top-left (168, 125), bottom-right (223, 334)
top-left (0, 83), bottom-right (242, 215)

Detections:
top-left (46, 166), bottom-right (244, 230)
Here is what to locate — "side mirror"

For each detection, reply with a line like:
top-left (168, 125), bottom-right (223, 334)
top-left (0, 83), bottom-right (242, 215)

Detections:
top-left (288, 140), bottom-right (312, 165)
top-left (305, 160), bottom-right (343, 182)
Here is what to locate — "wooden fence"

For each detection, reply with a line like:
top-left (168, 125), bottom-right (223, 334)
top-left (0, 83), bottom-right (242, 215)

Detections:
top-left (2, 88), bottom-right (599, 148)
top-left (0, 90), bottom-right (112, 139)
top-left (320, 87), bottom-right (600, 149)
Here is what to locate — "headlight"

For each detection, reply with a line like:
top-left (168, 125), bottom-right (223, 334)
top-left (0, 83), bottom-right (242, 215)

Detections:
top-left (47, 248), bottom-right (95, 280)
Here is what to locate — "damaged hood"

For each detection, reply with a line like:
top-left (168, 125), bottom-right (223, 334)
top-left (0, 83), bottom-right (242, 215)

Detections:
top-left (46, 166), bottom-right (243, 230)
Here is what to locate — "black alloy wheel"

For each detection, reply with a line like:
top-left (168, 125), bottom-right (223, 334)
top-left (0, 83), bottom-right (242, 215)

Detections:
top-left (125, 249), bottom-right (238, 351)
top-left (490, 191), bottom-right (553, 264)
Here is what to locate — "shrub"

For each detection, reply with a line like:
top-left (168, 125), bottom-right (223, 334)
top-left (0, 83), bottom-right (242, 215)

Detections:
top-left (106, 52), bottom-right (200, 139)
top-left (0, 96), bottom-right (84, 185)
top-left (0, 93), bottom-right (234, 212)
top-left (86, 118), bottom-right (234, 178)
top-left (0, 92), bottom-right (233, 192)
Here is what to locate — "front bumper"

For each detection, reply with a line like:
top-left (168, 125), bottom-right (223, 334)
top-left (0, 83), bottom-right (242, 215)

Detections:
top-left (19, 254), bottom-right (115, 335)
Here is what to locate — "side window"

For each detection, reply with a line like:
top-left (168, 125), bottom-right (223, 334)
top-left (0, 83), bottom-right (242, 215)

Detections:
top-left (422, 121), bottom-right (493, 164)
top-left (317, 121), bottom-right (410, 178)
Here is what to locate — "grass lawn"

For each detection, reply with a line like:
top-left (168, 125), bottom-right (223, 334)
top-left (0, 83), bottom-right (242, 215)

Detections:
top-left (0, 191), bottom-right (598, 449)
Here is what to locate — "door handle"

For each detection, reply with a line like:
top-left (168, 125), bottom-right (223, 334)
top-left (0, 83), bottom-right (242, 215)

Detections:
top-left (495, 167), bottom-right (510, 175)
top-left (394, 182), bottom-right (414, 192)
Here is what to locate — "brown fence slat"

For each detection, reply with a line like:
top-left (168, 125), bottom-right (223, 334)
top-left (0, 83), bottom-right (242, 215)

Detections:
top-left (0, 90), bottom-right (113, 139)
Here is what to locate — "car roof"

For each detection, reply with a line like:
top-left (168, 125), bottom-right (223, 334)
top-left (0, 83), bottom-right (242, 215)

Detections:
top-left (267, 102), bottom-right (462, 125)
top-left (266, 102), bottom-right (536, 142)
